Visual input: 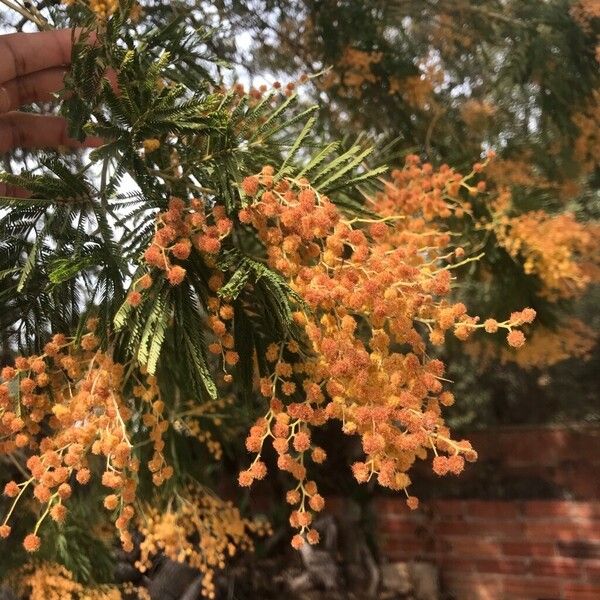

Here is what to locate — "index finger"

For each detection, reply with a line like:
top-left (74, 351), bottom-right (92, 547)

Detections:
top-left (0, 30), bottom-right (74, 84)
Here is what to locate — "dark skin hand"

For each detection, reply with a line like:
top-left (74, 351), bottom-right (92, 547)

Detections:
top-left (0, 29), bottom-right (106, 197)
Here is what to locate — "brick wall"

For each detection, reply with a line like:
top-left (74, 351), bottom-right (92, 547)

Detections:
top-left (407, 426), bottom-right (600, 500)
top-left (376, 498), bottom-right (600, 600)
top-left (245, 425), bottom-right (600, 598)
top-left (462, 426), bottom-right (600, 500)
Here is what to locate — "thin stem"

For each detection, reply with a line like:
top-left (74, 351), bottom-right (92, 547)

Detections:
top-left (2, 477), bottom-right (33, 525)
top-left (34, 493), bottom-right (57, 534)
top-left (0, 0), bottom-right (50, 29)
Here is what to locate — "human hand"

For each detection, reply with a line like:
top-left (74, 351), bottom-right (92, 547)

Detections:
top-left (0, 29), bottom-right (104, 153)
top-left (0, 29), bottom-right (106, 196)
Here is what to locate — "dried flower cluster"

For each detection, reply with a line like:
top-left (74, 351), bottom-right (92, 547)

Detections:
top-left (230, 75), bottom-right (309, 102)
top-left (335, 47), bottom-right (383, 90)
top-left (460, 99), bottom-right (497, 129)
top-left (389, 71), bottom-right (439, 109)
top-left (429, 12), bottom-right (476, 56)
top-left (321, 45), bottom-right (440, 111)
top-left (136, 484), bottom-right (271, 598)
top-left (61, 0), bottom-right (142, 21)
top-left (485, 155), bottom-right (552, 190)
top-left (0, 321), bottom-right (172, 553)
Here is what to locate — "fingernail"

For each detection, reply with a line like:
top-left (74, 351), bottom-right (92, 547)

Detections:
top-left (0, 87), bottom-right (9, 113)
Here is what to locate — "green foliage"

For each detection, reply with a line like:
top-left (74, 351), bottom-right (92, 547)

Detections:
top-left (0, 5), bottom-right (387, 581)
top-left (0, 483), bottom-right (114, 584)
top-left (0, 0), bottom-right (598, 587)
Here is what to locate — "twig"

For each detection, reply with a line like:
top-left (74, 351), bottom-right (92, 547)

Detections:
top-left (15, 0), bottom-right (53, 30)
top-left (425, 106), bottom-right (445, 157)
top-left (0, 0), bottom-right (51, 30)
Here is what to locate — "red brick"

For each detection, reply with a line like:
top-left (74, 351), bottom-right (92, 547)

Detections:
top-left (429, 499), bottom-right (465, 516)
top-left (558, 540), bottom-right (600, 559)
top-left (582, 560), bottom-right (600, 582)
top-left (322, 496), bottom-right (347, 515)
top-left (381, 538), bottom-right (430, 559)
top-left (447, 537), bottom-right (503, 558)
top-left (379, 510), bottom-right (425, 522)
top-left (465, 500), bottom-right (521, 519)
top-left (379, 519), bottom-right (422, 535)
top-left (502, 541), bottom-right (556, 557)
top-left (372, 497), bottom-right (398, 513)
top-left (523, 501), bottom-right (600, 520)
top-left (380, 534), bottom-right (427, 548)
top-left (501, 436), bottom-right (559, 467)
top-left (525, 521), bottom-right (600, 540)
top-left (560, 464), bottom-right (600, 496)
top-left (436, 520), bottom-right (477, 536)
top-left (380, 533), bottom-right (424, 547)
top-left (432, 513), bottom-right (468, 528)
top-left (442, 573), bottom-right (501, 587)
top-left (531, 558), bottom-right (583, 578)
top-left (475, 558), bottom-right (528, 575)
top-left (562, 582), bottom-right (600, 600)
top-left (439, 556), bottom-right (476, 572)
top-left (451, 519), bottom-right (523, 537)
top-left (385, 550), bottom-right (417, 561)
top-left (443, 574), bottom-right (503, 600)
top-left (375, 497), bottom-right (424, 515)
top-left (463, 426), bottom-right (600, 501)
top-left (501, 576), bottom-right (562, 599)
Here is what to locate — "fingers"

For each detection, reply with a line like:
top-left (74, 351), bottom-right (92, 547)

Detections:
top-left (0, 68), bottom-right (68, 114)
top-left (0, 112), bottom-right (103, 153)
top-left (0, 30), bottom-right (110, 155)
top-left (0, 30), bottom-right (75, 84)
top-left (0, 181), bottom-right (31, 199)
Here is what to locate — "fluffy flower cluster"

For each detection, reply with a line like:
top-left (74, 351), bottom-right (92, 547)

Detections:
top-left (430, 13), bottom-right (476, 57)
top-left (235, 157), bottom-right (534, 546)
top-left (8, 562), bottom-right (146, 600)
top-left (468, 318), bottom-right (597, 370)
top-left (173, 396), bottom-right (233, 460)
top-left (492, 208), bottom-right (600, 300)
top-left (138, 197), bottom-right (232, 295)
top-left (61, 0), bottom-right (119, 20)
top-left (485, 155), bottom-right (552, 190)
top-left (88, 0), bottom-right (118, 18)
top-left (573, 89), bottom-right (600, 174)
top-left (334, 47), bottom-right (383, 90)
top-left (203, 273), bottom-right (241, 384)
top-left (0, 321), bottom-right (172, 553)
top-left (460, 99), bottom-right (497, 129)
top-left (136, 484), bottom-right (271, 599)
top-left (230, 75), bottom-right (308, 102)
top-left (322, 45), bottom-right (440, 111)
top-left (389, 71), bottom-right (439, 109)
top-left (570, 0), bottom-right (600, 34)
